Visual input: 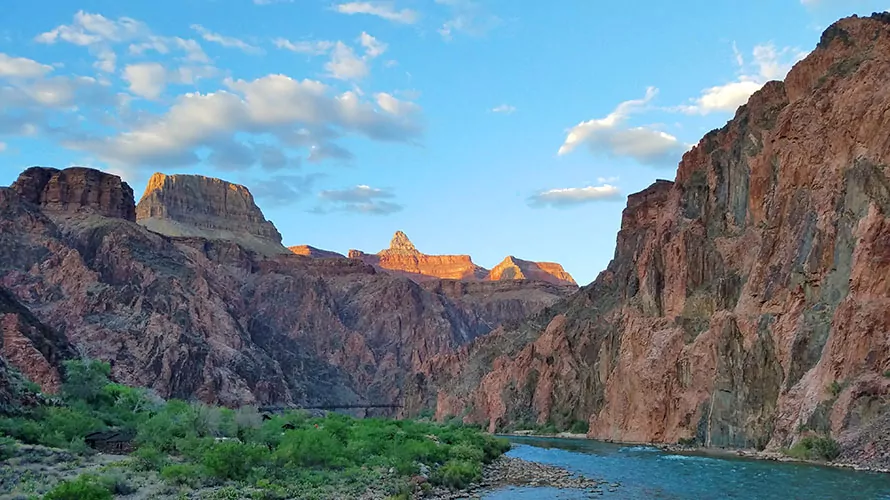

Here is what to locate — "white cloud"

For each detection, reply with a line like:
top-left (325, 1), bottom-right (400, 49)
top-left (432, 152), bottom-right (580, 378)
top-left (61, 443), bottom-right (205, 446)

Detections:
top-left (0, 53), bottom-right (54, 79)
top-left (359, 32), bottom-right (387, 58)
top-left (677, 43), bottom-right (809, 115)
top-left (0, 142), bottom-right (6, 152)
top-left (315, 184), bottom-right (403, 215)
top-left (435, 0), bottom-right (501, 40)
top-left (274, 38), bottom-right (334, 55)
top-left (491, 104), bottom-right (515, 114)
top-left (66, 74), bottom-right (422, 169)
top-left (325, 42), bottom-right (369, 80)
top-left (123, 63), bottom-right (167, 99)
top-left (93, 48), bottom-right (117, 73)
top-left (528, 183), bottom-right (622, 208)
top-left (334, 2), bottom-right (419, 24)
top-left (558, 87), bottom-right (685, 167)
top-left (191, 24), bottom-right (262, 54)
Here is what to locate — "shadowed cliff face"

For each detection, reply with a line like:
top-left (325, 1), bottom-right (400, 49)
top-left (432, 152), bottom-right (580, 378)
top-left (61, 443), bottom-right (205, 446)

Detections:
top-left (0, 169), bottom-right (574, 410)
top-left (406, 14), bottom-right (890, 469)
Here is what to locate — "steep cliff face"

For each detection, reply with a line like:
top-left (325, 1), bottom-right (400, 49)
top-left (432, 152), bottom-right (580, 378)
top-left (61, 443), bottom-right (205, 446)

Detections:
top-left (136, 173), bottom-right (288, 256)
top-left (408, 14), bottom-right (890, 468)
top-left (487, 256), bottom-right (577, 286)
top-left (288, 245), bottom-right (345, 259)
top-left (0, 169), bottom-right (573, 410)
top-left (350, 231), bottom-right (577, 286)
top-left (11, 167), bottom-right (135, 221)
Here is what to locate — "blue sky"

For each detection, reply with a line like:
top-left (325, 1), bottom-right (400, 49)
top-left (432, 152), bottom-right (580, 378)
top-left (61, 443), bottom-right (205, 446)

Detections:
top-left (0, 0), bottom-right (886, 284)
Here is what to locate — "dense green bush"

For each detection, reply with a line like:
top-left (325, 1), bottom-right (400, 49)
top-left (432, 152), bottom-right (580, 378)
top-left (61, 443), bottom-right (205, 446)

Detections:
top-left (160, 463), bottom-right (203, 486)
top-left (202, 440), bottom-right (270, 481)
top-left (569, 420), bottom-right (589, 434)
top-left (0, 436), bottom-right (17, 460)
top-left (43, 474), bottom-right (113, 500)
top-left (785, 435), bottom-right (841, 461)
top-left (431, 460), bottom-right (481, 489)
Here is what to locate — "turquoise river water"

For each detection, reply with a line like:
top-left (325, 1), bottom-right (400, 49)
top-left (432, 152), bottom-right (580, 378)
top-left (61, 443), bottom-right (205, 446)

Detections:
top-left (483, 436), bottom-right (890, 500)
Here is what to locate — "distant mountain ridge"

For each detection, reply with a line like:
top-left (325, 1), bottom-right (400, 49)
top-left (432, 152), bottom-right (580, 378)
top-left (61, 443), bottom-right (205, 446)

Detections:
top-left (348, 231), bottom-right (577, 286)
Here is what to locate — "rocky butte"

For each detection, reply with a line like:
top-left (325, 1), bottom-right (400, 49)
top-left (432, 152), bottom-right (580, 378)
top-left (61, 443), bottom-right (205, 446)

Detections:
top-left (136, 172), bottom-right (288, 256)
top-left (349, 231), bottom-right (578, 286)
top-left (404, 13), bottom-right (890, 469)
top-left (0, 167), bottom-right (575, 412)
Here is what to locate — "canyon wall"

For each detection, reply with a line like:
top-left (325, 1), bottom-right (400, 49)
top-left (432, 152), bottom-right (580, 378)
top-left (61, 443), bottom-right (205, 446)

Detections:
top-left (0, 168), bottom-right (574, 411)
top-left (406, 13), bottom-right (890, 468)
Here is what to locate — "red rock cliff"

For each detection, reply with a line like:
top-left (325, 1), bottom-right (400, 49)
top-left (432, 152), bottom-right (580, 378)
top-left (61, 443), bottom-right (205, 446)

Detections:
top-left (487, 256), bottom-right (577, 286)
top-left (407, 13), bottom-right (890, 469)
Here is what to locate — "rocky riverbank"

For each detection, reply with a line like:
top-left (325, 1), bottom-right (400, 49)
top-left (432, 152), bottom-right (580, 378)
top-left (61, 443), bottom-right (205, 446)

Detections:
top-left (655, 444), bottom-right (890, 474)
top-left (417, 455), bottom-right (615, 499)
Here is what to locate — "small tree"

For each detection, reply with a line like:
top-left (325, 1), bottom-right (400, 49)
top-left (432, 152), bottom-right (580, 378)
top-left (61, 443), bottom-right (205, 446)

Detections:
top-left (61, 359), bottom-right (112, 406)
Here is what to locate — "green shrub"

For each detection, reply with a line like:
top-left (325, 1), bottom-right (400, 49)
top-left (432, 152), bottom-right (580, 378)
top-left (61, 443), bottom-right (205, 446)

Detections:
top-left (828, 380), bottom-right (842, 397)
top-left (61, 359), bottom-right (113, 406)
top-left (431, 460), bottom-right (481, 489)
top-left (132, 445), bottom-right (168, 471)
top-left (785, 436), bottom-right (841, 461)
top-left (883, 370), bottom-right (890, 378)
top-left (449, 443), bottom-right (484, 462)
top-left (0, 436), bottom-right (17, 460)
top-left (275, 428), bottom-right (349, 469)
top-left (202, 440), bottom-right (270, 481)
top-left (569, 420), bottom-right (589, 434)
top-left (161, 463), bottom-right (203, 486)
top-left (43, 474), bottom-right (113, 500)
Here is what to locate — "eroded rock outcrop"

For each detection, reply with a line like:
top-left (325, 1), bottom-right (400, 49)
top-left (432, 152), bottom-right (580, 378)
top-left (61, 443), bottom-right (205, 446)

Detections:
top-left (11, 167), bottom-right (135, 221)
top-left (288, 245), bottom-right (345, 259)
top-left (136, 173), bottom-right (288, 256)
top-left (0, 171), bottom-right (574, 411)
top-left (487, 256), bottom-right (577, 286)
top-left (350, 231), bottom-right (577, 286)
top-left (407, 13), bottom-right (890, 469)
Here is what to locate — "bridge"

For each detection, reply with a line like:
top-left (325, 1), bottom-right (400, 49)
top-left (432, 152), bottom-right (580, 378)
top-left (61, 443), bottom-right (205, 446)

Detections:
top-left (257, 404), bottom-right (403, 413)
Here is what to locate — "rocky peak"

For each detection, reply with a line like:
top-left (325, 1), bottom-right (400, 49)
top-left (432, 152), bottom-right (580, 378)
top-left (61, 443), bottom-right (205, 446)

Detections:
top-left (136, 173), bottom-right (287, 256)
top-left (384, 231), bottom-right (420, 255)
top-left (288, 245), bottom-right (345, 259)
top-left (487, 256), bottom-right (577, 286)
top-left (10, 166), bottom-right (136, 221)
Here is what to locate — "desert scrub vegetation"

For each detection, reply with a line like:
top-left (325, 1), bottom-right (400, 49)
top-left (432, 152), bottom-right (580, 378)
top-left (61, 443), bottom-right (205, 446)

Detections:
top-left (0, 358), bottom-right (511, 498)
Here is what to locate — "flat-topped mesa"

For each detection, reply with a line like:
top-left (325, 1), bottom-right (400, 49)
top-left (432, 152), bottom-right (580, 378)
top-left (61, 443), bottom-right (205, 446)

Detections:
top-left (136, 173), bottom-right (287, 256)
top-left (349, 231), bottom-right (489, 281)
top-left (487, 256), bottom-right (577, 286)
top-left (10, 166), bottom-right (136, 221)
top-left (288, 245), bottom-right (345, 259)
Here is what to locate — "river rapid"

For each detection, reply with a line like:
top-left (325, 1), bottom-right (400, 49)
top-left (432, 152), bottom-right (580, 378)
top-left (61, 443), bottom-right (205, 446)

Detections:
top-left (483, 436), bottom-right (890, 500)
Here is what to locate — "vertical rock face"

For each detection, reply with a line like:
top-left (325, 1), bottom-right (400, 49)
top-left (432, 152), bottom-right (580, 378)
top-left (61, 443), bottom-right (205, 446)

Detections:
top-left (11, 167), bottom-right (136, 221)
top-left (0, 287), bottom-right (75, 395)
top-left (487, 256), bottom-right (577, 286)
top-left (136, 173), bottom-right (287, 256)
top-left (408, 14), bottom-right (890, 469)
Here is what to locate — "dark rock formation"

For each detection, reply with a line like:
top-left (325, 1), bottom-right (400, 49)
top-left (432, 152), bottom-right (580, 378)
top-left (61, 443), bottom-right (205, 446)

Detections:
top-left (11, 167), bottom-right (135, 221)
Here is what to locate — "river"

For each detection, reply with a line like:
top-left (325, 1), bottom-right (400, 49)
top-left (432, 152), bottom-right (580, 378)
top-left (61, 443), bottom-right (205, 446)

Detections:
top-left (483, 436), bottom-right (890, 500)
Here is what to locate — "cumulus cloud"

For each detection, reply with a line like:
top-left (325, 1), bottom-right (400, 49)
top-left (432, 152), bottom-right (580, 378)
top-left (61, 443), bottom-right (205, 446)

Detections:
top-left (527, 182), bottom-right (622, 208)
top-left (314, 184), bottom-right (403, 215)
top-left (65, 74), bottom-right (422, 170)
top-left (359, 32), bottom-right (387, 58)
top-left (274, 38), bottom-right (335, 55)
top-left (191, 24), bottom-right (262, 54)
top-left (334, 2), bottom-right (419, 24)
top-left (123, 63), bottom-right (167, 99)
top-left (325, 42), bottom-right (369, 80)
top-left (37, 11), bottom-right (209, 70)
top-left (491, 104), bottom-right (515, 114)
top-left (0, 53), bottom-right (54, 78)
top-left (676, 43), bottom-right (809, 115)
top-left (557, 87), bottom-right (685, 167)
